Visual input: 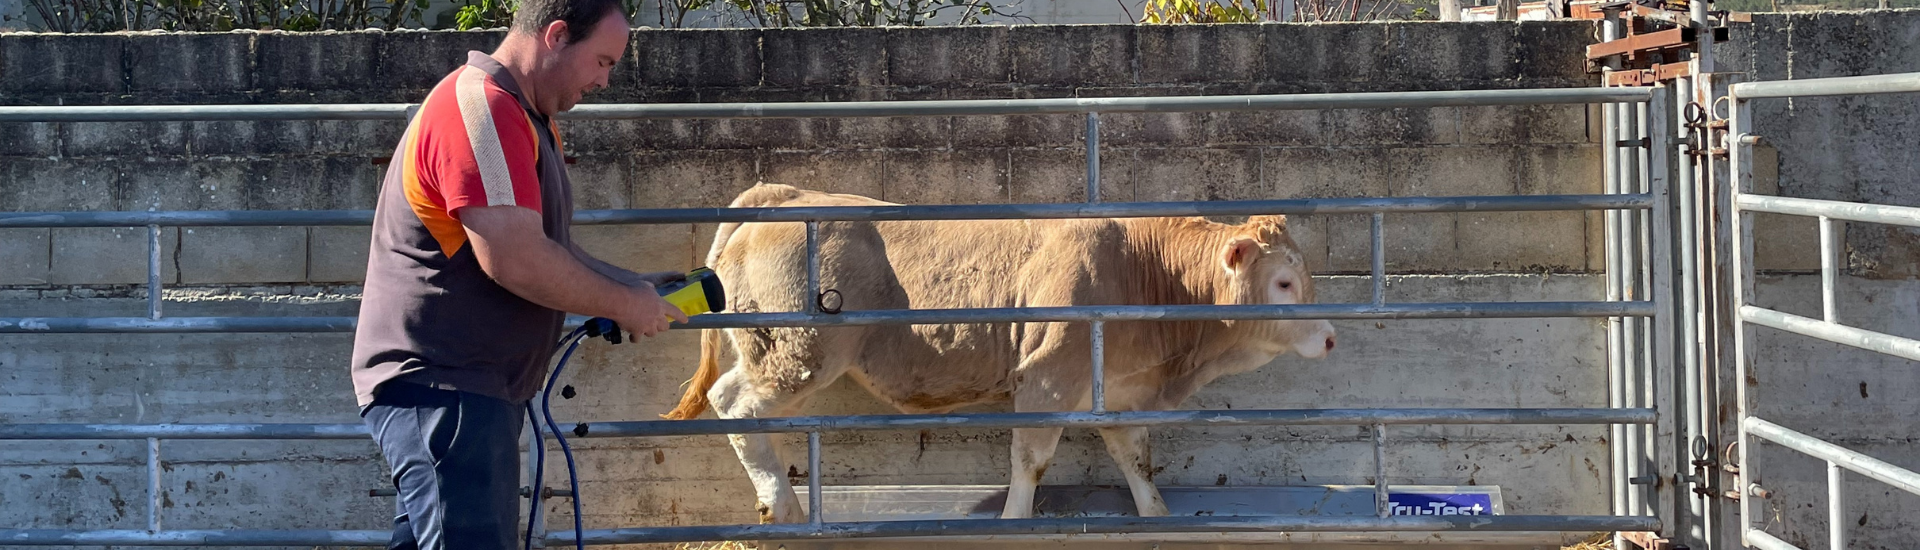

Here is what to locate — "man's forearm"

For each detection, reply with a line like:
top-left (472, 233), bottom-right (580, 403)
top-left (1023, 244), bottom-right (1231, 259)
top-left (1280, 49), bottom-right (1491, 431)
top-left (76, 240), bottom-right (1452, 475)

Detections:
top-left (571, 243), bottom-right (647, 288)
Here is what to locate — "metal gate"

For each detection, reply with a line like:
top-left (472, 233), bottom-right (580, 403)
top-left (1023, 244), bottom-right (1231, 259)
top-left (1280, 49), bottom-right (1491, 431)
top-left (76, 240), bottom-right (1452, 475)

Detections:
top-left (1715, 73), bottom-right (1920, 550)
top-left (0, 72), bottom-right (1901, 547)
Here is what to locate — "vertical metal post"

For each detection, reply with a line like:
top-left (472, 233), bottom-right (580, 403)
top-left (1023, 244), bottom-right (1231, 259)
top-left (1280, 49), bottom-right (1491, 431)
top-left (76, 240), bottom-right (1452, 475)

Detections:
top-left (146, 438), bottom-right (161, 532)
top-left (146, 224), bottom-right (161, 320)
top-left (1601, 29), bottom-right (1627, 525)
top-left (1372, 423), bottom-right (1388, 519)
top-left (1087, 112), bottom-right (1106, 415)
top-left (1651, 86), bottom-right (1681, 542)
top-left (804, 221), bottom-right (820, 315)
top-left (1820, 217), bottom-right (1838, 323)
top-left (1619, 96), bottom-right (1647, 518)
top-left (807, 431), bottom-right (823, 530)
top-left (1827, 461), bottom-right (1845, 550)
top-left (1370, 213), bottom-right (1385, 306)
top-left (1729, 94), bottom-right (1757, 548)
top-left (526, 423), bottom-right (546, 548)
top-left (1664, 80), bottom-right (1706, 546)
top-left (1086, 113), bottom-right (1100, 204)
top-left (1090, 321), bottom-right (1106, 414)
top-left (1692, 0), bottom-right (1714, 74)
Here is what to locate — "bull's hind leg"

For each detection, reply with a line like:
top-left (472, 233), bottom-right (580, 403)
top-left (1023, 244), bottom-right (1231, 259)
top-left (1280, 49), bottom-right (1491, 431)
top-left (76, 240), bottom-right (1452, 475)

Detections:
top-left (1002, 425), bottom-right (1064, 519)
top-left (1097, 427), bottom-right (1170, 517)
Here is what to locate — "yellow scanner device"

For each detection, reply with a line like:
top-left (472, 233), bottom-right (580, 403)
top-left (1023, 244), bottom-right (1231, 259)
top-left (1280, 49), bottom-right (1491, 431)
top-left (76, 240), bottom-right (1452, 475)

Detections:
top-left (656, 267), bottom-right (726, 317)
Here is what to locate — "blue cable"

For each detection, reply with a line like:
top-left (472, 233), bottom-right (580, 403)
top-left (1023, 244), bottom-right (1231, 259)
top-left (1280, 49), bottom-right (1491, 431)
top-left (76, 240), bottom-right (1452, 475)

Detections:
top-left (547, 329), bottom-right (591, 550)
top-left (528, 325), bottom-right (592, 550)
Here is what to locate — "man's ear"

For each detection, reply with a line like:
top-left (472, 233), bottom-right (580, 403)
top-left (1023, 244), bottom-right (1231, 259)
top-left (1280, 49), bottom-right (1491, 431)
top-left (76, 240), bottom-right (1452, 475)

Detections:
top-left (541, 20), bottom-right (571, 48)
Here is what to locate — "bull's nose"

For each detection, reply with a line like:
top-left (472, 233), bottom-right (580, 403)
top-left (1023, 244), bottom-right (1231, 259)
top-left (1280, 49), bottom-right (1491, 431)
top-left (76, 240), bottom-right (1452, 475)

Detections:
top-left (1324, 335), bottom-right (1337, 353)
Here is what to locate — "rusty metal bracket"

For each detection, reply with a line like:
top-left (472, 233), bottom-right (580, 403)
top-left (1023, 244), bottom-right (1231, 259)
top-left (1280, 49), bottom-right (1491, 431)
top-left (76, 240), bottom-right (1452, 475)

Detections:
top-left (1623, 531), bottom-right (1678, 550)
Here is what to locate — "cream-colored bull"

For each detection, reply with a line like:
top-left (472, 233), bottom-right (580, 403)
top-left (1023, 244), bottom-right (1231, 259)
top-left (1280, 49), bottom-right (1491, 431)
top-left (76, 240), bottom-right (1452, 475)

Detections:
top-left (663, 183), bottom-right (1337, 523)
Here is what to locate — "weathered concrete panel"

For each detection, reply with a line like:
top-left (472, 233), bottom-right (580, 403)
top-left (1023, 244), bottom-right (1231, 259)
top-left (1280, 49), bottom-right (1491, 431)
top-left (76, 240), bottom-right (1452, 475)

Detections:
top-left (0, 34), bottom-right (124, 96)
top-left (46, 227), bottom-right (178, 285)
top-left (177, 226), bottom-right (308, 284)
top-left (254, 31), bottom-right (379, 92)
top-left (886, 26), bottom-right (1009, 87)
top-left (0, 227), bottom-right (50, 284)
top-left (62, 121), bottom-right (189, 157)
top-left (763, 28), bottom-right (888, 88)
top-left (881, 149), bottom-right (1011, 205)
top-left (1008, 25), bottom-right (1134, 86)
top-left (0, 122), bottom-right (59, 157)
top-left (631, 29), bottom-right (762, 89)
top-left (127, 33), bottom-right (251, 95)
top-left (306, 226), bottom-right (370, 283)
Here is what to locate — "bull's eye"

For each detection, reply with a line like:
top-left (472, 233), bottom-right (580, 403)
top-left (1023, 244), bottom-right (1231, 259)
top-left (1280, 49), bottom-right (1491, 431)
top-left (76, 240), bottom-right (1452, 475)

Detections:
top-left (1277, 281), bottom-right (1293, 291)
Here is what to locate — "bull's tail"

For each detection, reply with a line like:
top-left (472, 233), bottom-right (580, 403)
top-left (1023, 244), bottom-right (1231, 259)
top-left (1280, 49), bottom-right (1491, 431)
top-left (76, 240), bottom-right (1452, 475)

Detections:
top-left (663, 183), bottom-right (802, 421)
top-left (662, 328), bottom-right (725, 420)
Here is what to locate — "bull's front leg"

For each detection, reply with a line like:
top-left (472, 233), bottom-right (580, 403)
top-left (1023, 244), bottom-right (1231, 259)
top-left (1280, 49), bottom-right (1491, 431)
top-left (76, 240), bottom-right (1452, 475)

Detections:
top-left (1097, 427), bottom-right (1170, 517)
top-left (1001, 426), bottom-right (1064, 518)
top-left (711, 369), bottom-right (808, 524)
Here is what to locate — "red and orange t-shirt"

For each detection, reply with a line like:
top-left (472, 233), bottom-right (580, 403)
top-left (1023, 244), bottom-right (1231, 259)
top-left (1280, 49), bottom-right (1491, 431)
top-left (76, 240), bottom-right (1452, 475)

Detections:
top-left (351, 51), bottom-right (575, 407)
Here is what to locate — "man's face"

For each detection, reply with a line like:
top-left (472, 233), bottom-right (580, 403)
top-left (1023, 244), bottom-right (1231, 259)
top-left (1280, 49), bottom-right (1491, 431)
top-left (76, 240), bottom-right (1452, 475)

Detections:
top-left (537, 11), bottom-right (629, 114)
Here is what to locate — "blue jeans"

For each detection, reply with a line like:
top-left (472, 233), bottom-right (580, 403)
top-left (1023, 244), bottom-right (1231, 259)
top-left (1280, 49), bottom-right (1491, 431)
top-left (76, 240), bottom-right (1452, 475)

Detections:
top-left (362, 382), bottom-right (524, 550)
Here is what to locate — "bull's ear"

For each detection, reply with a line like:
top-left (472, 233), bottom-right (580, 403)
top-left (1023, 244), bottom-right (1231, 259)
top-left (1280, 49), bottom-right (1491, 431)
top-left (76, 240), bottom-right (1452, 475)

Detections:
top-left (1221, 237), bottom-right (1262, 273)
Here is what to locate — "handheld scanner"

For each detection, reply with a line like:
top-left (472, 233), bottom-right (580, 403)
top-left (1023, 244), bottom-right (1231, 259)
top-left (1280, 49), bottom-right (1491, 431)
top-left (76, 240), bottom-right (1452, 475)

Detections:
top-left (656, 267), bottom-right (726, 318)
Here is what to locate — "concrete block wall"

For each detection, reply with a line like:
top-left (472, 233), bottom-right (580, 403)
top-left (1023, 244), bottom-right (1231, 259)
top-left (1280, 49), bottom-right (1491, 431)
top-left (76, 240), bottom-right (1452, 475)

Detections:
top-left (5, 13), bottom-right (1920, 549)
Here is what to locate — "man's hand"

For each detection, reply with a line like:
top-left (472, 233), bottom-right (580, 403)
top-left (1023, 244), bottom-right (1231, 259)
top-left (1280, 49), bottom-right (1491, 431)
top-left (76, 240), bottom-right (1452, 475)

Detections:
top-left (610, 283), bottom-right (688, 338)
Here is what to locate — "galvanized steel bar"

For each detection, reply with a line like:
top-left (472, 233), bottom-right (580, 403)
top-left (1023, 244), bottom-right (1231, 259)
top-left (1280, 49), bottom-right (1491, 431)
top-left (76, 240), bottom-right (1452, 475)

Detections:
top-left (1603, 69), bottom-right (1627, 526)
top-left (1372, 423), bottom-right (1388, 518)
top-left (1090, 321), bottom-right (1107, 414)
top-left (1820, 217), bottom-right (1839, 323)
top-left (563, 88), bottom-right (1656, 118)
top-left (0, 409), bottom-right (1657, 441)
top-left (808, 432), bottom-right (823, 529)
top-left (1618, 93), bottom-right (1648, 519)
top-left (0, 423), bottom-right (372, 440)
top-left (146, 438), bottom-right (161, 531)
top-left (1370, 213), bottom-right (1385, 306)
top-left (0, 529), bottom-right (391, 546)
top-left (0, 194), bottom-right (1655, 229)
top-left (1645, 86), bottom-right (1681, 526)
top-left (805, 221), bottom-right (820, 315)
top-left (0, 316), bottom-right (355, 333)
top-left (0, 88), bottom-right (1654, 124)
top-left (1740, 306), bottom-right (1920, 362)
top-left (0, 301), bottom-right (1657, 334)
top-left (0, 104), bottom-right (414, 122)
top-left (1735, 194), bottom-right (1920, 227)
top-left (549, 515), bottom-right (1662, 544)
top-left (1730, 95), bottom-right (1760, 547)
top-left (1729, 72), bottom-right (1920, 100)
top-left (1744, 417), bottom-right (1920, 496)
top-left (1744, 529), bottom-right (1805, 550)
top-left (0, 515), bottom-right (1661, 546)
top-left (1828, 461), bottom-right (1845, 550)
top-left (527, 424), bottom-right (547, 549)
top-left (146, 225), bottom-right (162, 320)
top-left (1086, 112), bottom-right (1100, 203)
top-left (574, 408), bottom-right (1656, 438)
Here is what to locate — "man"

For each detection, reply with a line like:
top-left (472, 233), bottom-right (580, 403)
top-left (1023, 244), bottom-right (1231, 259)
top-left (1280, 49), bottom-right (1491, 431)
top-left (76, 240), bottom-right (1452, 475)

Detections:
top-left (348, 1), bottom-right (686, 548)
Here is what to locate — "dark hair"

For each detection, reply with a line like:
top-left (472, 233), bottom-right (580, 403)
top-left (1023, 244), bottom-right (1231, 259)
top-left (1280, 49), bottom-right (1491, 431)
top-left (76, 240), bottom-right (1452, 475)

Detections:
top-left (510, 0), bottom-right (627, 44)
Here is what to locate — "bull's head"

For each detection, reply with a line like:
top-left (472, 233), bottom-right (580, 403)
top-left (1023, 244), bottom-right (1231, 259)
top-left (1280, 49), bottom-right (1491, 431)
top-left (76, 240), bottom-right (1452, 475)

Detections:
top-left (1218, 215), bottom-right (1338, 359)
